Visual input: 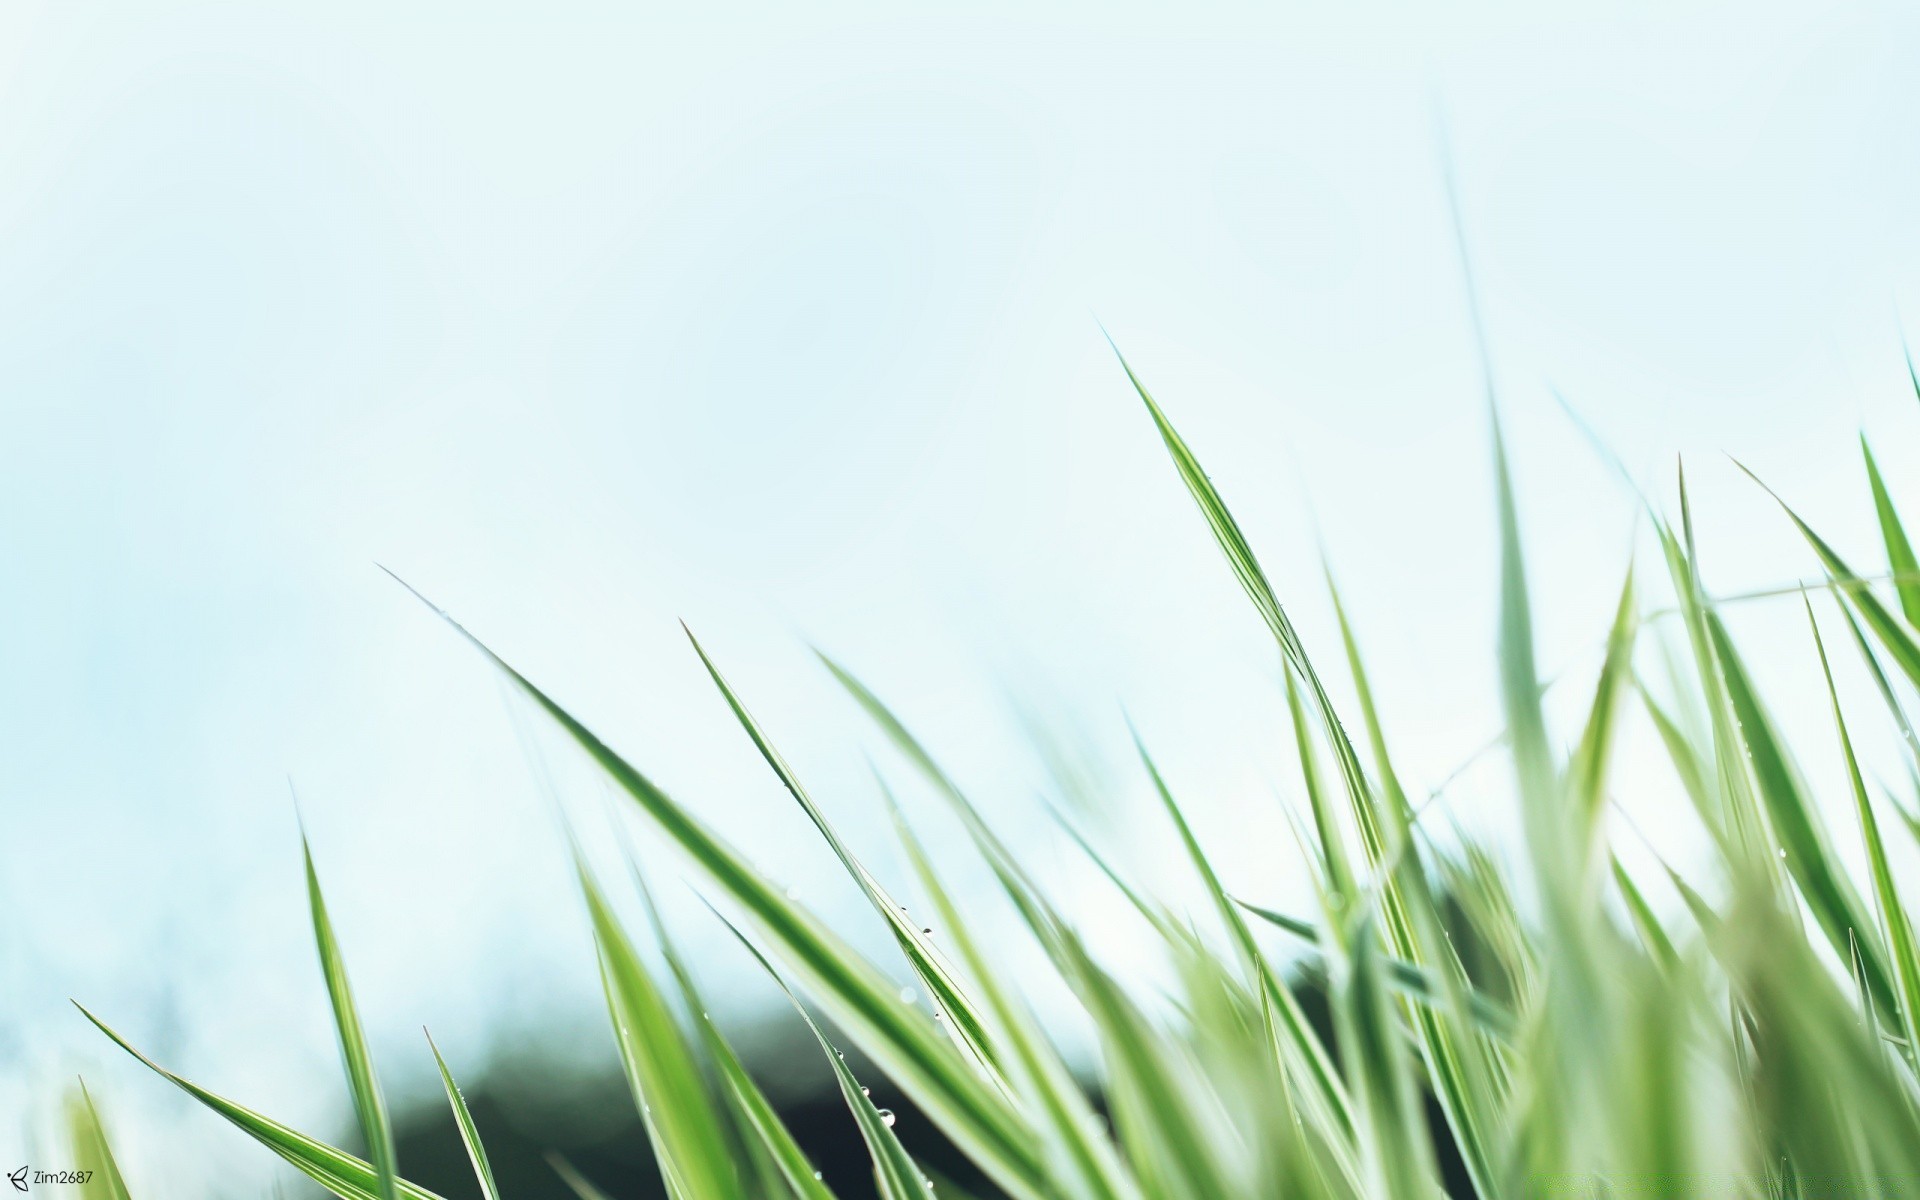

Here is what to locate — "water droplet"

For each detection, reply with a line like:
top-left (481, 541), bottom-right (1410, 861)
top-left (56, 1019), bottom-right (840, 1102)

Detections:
top-left (878, 1108), bottom-right (897, 1128)
top-left (899, 985), bottom-right (917, 1004)
top-left (860, 1086), bottom-right (870, 1097)
top-left (921, 927), bottom-right (933, 935)
top-left (785, 885), bottom-right (800, 900)
top-left (813, 1170), bottom-right (823, 1181)
top-left (1778, 847), bottom-right (1788, 859)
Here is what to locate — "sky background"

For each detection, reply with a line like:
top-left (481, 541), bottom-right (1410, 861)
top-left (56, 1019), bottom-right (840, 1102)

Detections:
top-left (7, 1), bottom-right (1920, 1194)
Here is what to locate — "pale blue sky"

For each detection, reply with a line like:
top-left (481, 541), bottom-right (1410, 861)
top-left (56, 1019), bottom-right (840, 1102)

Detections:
top-left (6, 2), bottom-right (1920, 1193)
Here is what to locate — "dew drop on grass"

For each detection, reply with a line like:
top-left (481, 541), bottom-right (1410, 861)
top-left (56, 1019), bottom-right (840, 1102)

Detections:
top-left (813, 1171), bottom-right (823, 1181)
top-left (878, 1108), bottom-right (897, 1127)
top-left (860, 1086), bottom-right (870, 1097)
top-left (900, 985), bottom-right (917, 1004)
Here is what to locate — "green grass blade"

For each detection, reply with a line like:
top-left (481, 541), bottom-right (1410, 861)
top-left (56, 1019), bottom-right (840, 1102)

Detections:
top-left (303, 834), bottom-right (400, 1200)
top-left (1568, 569), bottom-right (1638, 848)
top-left (1740, 463), bottom-right (1920, 692)
top-left (717, 916), bottom-right (931, 1200)
top-left (1808, 603), bottom-right (1920, 1062)
top-left (388, 576), bottom-right (1045, 1200)
top-left (423, 1031), bottom-right (501, 1200)
top-left (77, 1005), bottom-right (449, 1200)
top-left (70, 1080), bottom-right (132, 1200)
top-left (622, 841), bottom-right (838, 1200)
top-left (1862, 437), bottom-right (1920, 628)
top-left (578, 864), bottom-right (744, 1200)
top-left (1491, 410), bottom-right (1557, 857)
top-left (683, 625), bottom-right (1007, 1098)
top-left (1330, 916), bottom-right (1444, 1200)
top-left (1706, 610), bottom-right (1897, 1019)
top-left (1609, 858), bottom-right (1680, 976)
top-left (887, 801), bottom-right (1139, 1200)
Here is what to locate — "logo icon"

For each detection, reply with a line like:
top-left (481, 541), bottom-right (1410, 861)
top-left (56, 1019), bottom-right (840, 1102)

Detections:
top-left (6, 1165), bottom-right (26, 1193)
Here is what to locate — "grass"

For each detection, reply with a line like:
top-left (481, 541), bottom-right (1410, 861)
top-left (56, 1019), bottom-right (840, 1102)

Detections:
top-left (64, 346), bottom-right (1920, 1199)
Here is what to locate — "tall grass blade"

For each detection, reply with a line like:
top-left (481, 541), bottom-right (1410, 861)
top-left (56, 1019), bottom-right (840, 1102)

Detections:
top-left (303, 834), bottom-right (400, 1200)
top-left (423, 1031), bottom-right (501, 1200)
top-left (76, 1005), bottom-right (447, 1200)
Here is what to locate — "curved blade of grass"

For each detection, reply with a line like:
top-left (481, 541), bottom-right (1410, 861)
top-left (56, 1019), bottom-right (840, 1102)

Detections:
top-left (886, 799), bottom-right (1140, 1200)
top-left (620, 842), bottom-right (837, 1200)
top-left (1862, 437), bottom-right (1920, 628)
top-left (386, 575), bottom-right (1044, 1200)
top-left (578, 864), bottom-right (744, 1200)
top-left (1609, 858), bottom-right (1680, 977)
top-left (76, 1005), bottom-right (448, 1200)
top-left (1128, 739), bottom-right (1364, 1195)
top-left (717, 915), bottom-right (930, 1200)
top-left (423, 1031), bottom-right (500, 1200)
top-left (1740, 463), bottom-right (1920, 694)
top-left (70, 1080), bottom-right (132, 1200)
top-left (1808, 603), bottom-right (1920, 1063)
top-left (303, 834), bottom-right (399, 1200)
top-left (682, 625), bottom-right (1006, 1099)
top-left (1569, 569), bottom-right (1638, 848)
top-left (1706, 608), bottom-right (1897, 1018)
top-left (1118, 347), bottom-right (1497, 1196)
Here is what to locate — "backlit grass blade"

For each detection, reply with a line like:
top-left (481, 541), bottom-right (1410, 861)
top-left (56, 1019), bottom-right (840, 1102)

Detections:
top-left (1568, 569), bottom-right (1637, 850)
top-left (76, 1005), bottom-right (449, 1200)
top-left (1128, 740), bottom-right (1364, 1193)
top-left (578, 864), bottom-right (744, 1200)
top-left (303, 834), bottom-right (400, 1200)
top-left (423, 1031), bottom-right (501, 1200)
top-left (682, 625), bottom-right (1006, 1097)
top-left (1609, 858), bottom-right (1680, 976)
top-left (1491, 410), bottom-right (1556, 858)
top-left (1705, 609), bottom-right (1897, 1019)
top-left (1862, 437), bottom-right (1920, 628)
top-left (622, 842), bottom-right (837, 1200)
top-left (887, 801), bottom-right (1140, 1200)
top-left (1329, 916), bottom-right (1444, 1200)
top-left (69, 1080), bottom-right (132, 1200)
top-left (1740, 464), bottom-right (1920, 692)
top-left (717, 916), bottom-right (931, 1200)
top-left (387, 575), bottom-right (1045, 1200)
top-left (1808, 603), bottom-right (1920, 1063)
top-left (1116, 347), bottom-right (1500, 1195)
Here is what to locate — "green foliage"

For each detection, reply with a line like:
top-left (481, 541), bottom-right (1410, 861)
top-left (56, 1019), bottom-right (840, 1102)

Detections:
top-left (72, 351), bottom-right (1920, 1200)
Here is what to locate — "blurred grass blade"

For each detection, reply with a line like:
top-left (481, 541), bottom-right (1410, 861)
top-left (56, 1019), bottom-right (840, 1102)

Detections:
top-left (682, 625), bottom-right (1007, 1098)
top-left (69, 1080), bottom-right (132, 1200)
top-left (1234, 900), bottom-right (1516, 1038)
top-left (303, 834), bottom-right (400, 1200)
top-left (424, 1031), bottom-right (501, 1200)
top-left (545, 1154), bottom-right (617, 1200)
top-left (77, 1005), bottom-right (448, 1200)
top-left (1862, 437), bottom-right (1920, 628)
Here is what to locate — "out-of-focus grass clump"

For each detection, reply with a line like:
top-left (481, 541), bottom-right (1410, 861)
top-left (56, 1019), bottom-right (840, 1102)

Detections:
top-left (64, 349), bottom-right (1920, 1199)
